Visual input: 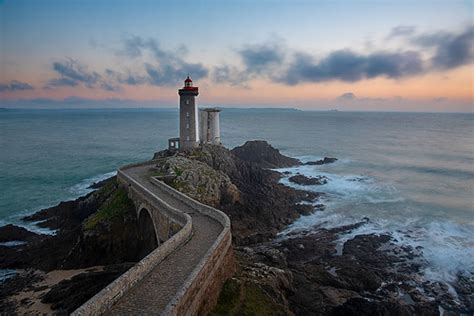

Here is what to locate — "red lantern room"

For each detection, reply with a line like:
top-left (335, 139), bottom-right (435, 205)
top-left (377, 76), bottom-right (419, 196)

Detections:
top-left (184, 75), bottom-right (193, 87)
top-left (181, 75), bottom-right (198, 92)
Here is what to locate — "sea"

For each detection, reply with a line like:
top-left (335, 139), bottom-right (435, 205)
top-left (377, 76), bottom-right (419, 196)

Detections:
top-left (0, 108), bottom-right (473, 285)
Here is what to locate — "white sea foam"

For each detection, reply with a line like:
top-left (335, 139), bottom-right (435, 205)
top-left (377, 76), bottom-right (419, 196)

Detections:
top-left (275, 162), bottom-right (474, 285)
top-left (0, 208), bottom-right (58, 236)
top-left (278, 164), bottom-right (403, 205)
top-left (0, 269), bottom-right (16, 282)
top-left (69, 170), bottom-right (117, 196)
top-left (0, 241), bottom-right (27, 247)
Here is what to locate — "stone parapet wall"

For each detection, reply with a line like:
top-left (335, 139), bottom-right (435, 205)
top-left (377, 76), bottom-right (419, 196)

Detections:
top-left (72, 166), bottom-right (193, 316)
top-left (72, 160), bottom-right (234, 315)
top-left (150, 177), bottom-right (234, 315)
top-left (118, 170), bottom-right (188, 227)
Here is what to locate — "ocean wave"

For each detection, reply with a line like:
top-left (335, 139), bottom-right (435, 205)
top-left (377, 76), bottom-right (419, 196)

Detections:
top-left (69, 170), bottom-right (117, 196)
top-left (0, 241), bottom-right (26, 247)
top-left (0, 269), bottom-right (16, 282)
top-left (294, 155), bottom-right (352, 165)
top-left (277, 164), bottom-right (403, 205)
top-left (275, 163), bottom-right (474, 285)
top-left (0, 207), bottom-right (58, 235)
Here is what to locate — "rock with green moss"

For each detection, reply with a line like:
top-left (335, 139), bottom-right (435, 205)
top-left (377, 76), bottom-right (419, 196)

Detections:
top-left (210, 278), bottom-right (292, 316)
top-left (83, 187), bottom-right (134, 231)
top-left (152, 156), bottom-right (240, 208)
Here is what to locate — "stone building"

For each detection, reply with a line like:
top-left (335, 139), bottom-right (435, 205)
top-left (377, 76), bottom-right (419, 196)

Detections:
top-left (199, 108), bottom-right (221, 145)
top-left (169, 76), bottom-right (222, 151)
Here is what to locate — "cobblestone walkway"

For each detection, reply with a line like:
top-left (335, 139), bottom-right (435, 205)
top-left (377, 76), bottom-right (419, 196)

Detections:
top-left (107, 165), bottom-right (223, 315)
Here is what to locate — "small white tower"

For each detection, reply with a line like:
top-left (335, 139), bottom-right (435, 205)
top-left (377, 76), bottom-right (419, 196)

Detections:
top-left (199, 108), bottom-right (221, 145)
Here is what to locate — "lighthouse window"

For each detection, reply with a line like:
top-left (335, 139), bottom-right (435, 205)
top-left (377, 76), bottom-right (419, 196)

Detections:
top-left (186, 136), bottom-right (190, 141)
top-left (186, 112), bottom-right (189, 117)
top-left (186, 123), bottom-right (189, 129)
top-left (185, 100), bottom-right (189, 105)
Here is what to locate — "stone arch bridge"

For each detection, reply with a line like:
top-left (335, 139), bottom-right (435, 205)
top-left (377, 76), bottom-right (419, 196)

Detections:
top-left (72, 161), bottom-right (234, 316)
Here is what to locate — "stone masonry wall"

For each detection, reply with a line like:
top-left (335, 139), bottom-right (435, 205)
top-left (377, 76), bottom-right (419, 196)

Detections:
top-left (150, 177), bottom-right (235, 315)
top-left (73, 161), bottom-right (235, 315)
top-left (72, 167), bottom-right (192, 316)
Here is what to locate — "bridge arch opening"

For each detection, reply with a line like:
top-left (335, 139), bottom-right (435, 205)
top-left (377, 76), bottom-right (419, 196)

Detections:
top-left (137, 208), bottom-right (158, 259)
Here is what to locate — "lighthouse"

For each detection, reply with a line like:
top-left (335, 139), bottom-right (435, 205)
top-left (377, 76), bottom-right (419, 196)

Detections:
top-left (178, 76), bottom-right (199, 150)
top-left (167, 76), bottom-right (222, 152)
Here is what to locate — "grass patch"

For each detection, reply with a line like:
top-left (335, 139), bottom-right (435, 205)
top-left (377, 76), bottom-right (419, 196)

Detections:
top-left (209, 279), bottom-right (241, 316)
top-left (84, 187), bottom-right (134, 231)
top-left (196, 184), bottom-right (206, 195)
top-left (95, 178), bottom-right (116, 197)
top-left (173, 166), bottom-right (183, 177)
top-left (210, 279), bottom-right (287, 316)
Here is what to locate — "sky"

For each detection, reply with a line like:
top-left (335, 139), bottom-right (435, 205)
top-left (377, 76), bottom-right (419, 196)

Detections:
top-left (0, 0), bottom-right (473, 111)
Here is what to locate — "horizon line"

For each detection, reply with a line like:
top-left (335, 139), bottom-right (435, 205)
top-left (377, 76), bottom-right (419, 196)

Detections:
top-left (1, 107), bottom-right (472, 114)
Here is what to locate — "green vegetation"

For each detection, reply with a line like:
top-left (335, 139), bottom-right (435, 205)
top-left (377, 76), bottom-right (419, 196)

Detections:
top-left (196, 184), bottom-right (206, 195)
top-left (173, 166), bottom-right (183, 177)
top-left (84, 187), bottom-right (134, 231)
top-left (209, 279), bottom-right (241, 315)
top-left (96, 178), bottom-right (116, 197)
top-left (170, 179), bottom-right (187, 191)
top-left (210, 279), bottom-right (287, 316)
top-left (189, 148), bottom-right (208, 159)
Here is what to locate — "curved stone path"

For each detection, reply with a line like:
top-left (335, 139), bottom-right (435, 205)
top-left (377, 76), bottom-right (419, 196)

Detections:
top-left (106, 164), bottom-right (223, 315)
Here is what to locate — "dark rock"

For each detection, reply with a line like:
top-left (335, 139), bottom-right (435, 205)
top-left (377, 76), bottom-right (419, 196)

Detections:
top-left (41, 263), bottom-right (133, 314)
top-left (22, 186), bottom-right (112, 231)
top-left (0, 271), bottom-right (42, 314)
top-left (331, 297), bottom-right (438, 316)
top-left (230, 219), bottom-right (457, 315)
top-left (152, 148), bottom-right (175, 159)
top-left (1, 179), bottom-right (152, 272)
top-left (289, 174), bottom-right (328, 186)
top-left (305, 157), bottom-right (338, 165)
top-left (0, 224), bottom-right (41, 243)
top-left (231, 140), bottom-right (300, 168)
top-left (175, 143), bottom-right (321, 245)
top-left (293, 204), bottom-right (315, 216)
top-left (314, 204), bottom-right (325, 211)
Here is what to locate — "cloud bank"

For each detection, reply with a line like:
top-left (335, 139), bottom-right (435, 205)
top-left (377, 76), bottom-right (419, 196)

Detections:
top-left (8, 26), bottom-right (471, 94)
top-left (218, 26), bottom-right (473, 85)
top-left (120, 36), bottom-right (208, 86)
top-left (46, 59), bottom-right (120, 91)
top-left (0, 80), bottom-right (34, 92)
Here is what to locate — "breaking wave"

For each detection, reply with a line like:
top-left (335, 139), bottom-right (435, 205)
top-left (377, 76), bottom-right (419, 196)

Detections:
top-left (275, 160), bottom-right (474, 285)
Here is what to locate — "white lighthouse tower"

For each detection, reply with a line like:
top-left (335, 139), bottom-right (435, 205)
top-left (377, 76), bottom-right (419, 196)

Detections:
top-left (178, 76), bottom-right (199, 150)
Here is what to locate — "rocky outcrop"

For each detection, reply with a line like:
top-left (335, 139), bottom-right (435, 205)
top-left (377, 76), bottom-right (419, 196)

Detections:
top-left (231, 140), bottom-right (300, 168)
top-left (151, 156), bottom-right (240, 208)
top-left (228, 225), bottom-right (442, 315)
top-left (0, 178), bottom-right (150, 273)
top-left (289, 174), bottom-right (328, 186)
top-left (41, 263), bottom-right (134, 314)
top-left (0, 177), bottom-right (156, 314)
top-left (152, 142), bottom-right (320, 245)
top-left (305, 157), bottom-right (338, 165)
top-left (0, 225), bottom-right (41, 243)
